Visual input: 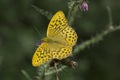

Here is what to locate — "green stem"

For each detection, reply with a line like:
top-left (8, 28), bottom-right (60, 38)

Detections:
top-left (67, 0), bottom-right (80, 25)
top-left (45, 66), bottom-right (66, 76)
top-left (106, 6), bottom-right (113, 28)
top-left (37, 64), bottom-right (50, 80)
top-left (74, 25), bottom-right (120, 54)
top-left (21, 70), bottom-right (33, 80)
top-left (32, 5), bottom-right (53, 19)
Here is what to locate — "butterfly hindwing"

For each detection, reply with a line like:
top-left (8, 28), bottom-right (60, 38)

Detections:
top-left (52, 46), bottom-right (72, 60)
top-left (47, 42), bottom-right (72, 60)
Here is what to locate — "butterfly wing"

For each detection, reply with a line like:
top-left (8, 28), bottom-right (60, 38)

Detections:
top-left (32, 11), bottom-right (78, 66)
top-left (47, 11), bottom-right (67, 37)
top-left (32, 42), bottom-right (53, 66)
top-left (47, 11), bottom-right (77, 46)
top-left (46, 42), bottom-right (73, 60)
top-left (62, 26), bottom-right (78, 46)
top-left (32, 42), bottom-right (72, 66)
top-left (52, 46), bottom-right (72, 60)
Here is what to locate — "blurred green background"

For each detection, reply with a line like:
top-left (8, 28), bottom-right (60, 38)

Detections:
top-left (0, 0), bottom-right (120, 80)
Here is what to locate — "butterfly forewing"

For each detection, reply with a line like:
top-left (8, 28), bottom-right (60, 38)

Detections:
top-left (47, 11), bottom-right (78, 46)
top-left (47, 11), bottom-right (68, 38)
top-left (32, 43), bottom-right (52, 66)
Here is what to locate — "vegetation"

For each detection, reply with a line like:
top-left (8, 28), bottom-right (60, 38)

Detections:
top-left (0, 0), bottom-right (120, 80)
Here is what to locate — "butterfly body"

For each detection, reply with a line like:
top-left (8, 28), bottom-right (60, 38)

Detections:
top-left (32, 11), bottom-right (78, 67)
top-left (42, 37), bottom-right (63, 45)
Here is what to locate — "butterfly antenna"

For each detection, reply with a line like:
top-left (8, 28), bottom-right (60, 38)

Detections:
top-left (33, 26), bottom-right (41, 36)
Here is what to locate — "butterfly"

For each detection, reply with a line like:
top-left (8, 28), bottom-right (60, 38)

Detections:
top-left (32, 11), bottom-right (78, 67)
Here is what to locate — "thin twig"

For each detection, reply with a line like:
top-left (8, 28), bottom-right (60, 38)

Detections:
top-left (21, 69), bottom-right (33, 80)
top-left (54, 62), bottom-right (59, 80)
top-left (33, 26), bottom-right (41, 36)
top-left (32, 5), bottom-right (53, 19)
top-left (74, 25), bottom-right (120, 54)
top-left (106, 6), bottom-right (113, 28)
top-left (45, 66), bottom-right (66, 76)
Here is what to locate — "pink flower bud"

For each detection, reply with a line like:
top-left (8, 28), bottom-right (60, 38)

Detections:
top-left (81, 1), bottom-right (88, 11)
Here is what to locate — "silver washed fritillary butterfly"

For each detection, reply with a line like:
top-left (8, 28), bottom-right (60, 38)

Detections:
top-left (32, 11), bottom-right (78, 66)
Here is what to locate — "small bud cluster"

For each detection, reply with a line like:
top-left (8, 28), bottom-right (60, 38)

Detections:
top-left (80, 0), bottom-right (88, 11)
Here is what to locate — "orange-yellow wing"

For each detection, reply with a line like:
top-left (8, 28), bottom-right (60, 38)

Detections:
top-left (32, 11), bottom-right (78, 67)
top-left (32, 42), bottom-right (73, 66)
top-left (47, 11), bottom-right (78, 46)
top-left (32, 42), bottom-right (52, 67)
top-left (52, 46), bottom-right (72, 60)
